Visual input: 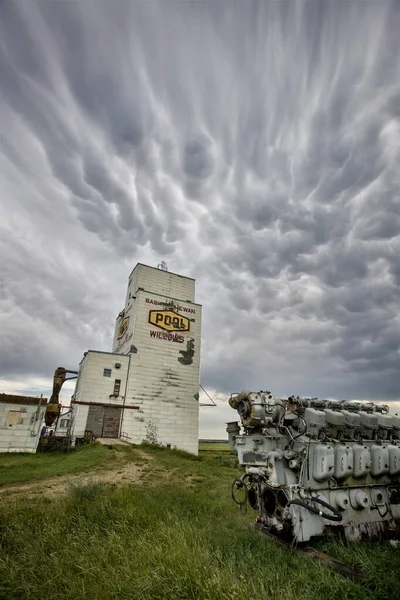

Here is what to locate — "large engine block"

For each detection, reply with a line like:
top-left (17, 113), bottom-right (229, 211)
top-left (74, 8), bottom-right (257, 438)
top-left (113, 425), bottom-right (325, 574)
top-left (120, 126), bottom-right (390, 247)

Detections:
top-left (227, 391), bottom-right (400, 543)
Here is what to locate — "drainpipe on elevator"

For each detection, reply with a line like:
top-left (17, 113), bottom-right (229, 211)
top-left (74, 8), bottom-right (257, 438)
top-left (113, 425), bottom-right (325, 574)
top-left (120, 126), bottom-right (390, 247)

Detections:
top-left (119, 353), bottom-right (131, 439)
top-left (31, 394), bottom-right (44, 439)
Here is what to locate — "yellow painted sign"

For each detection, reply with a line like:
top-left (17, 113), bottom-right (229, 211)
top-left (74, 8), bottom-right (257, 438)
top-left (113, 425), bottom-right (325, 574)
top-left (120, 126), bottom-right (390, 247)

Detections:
top-left (149, 310), bottom-right (190, 332)
top-left (117, 316), bottom-right (130, 339)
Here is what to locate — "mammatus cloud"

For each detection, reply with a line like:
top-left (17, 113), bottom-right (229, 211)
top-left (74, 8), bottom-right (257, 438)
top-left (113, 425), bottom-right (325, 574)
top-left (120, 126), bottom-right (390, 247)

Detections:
top-left (1, 1), bottom-right (399, 438)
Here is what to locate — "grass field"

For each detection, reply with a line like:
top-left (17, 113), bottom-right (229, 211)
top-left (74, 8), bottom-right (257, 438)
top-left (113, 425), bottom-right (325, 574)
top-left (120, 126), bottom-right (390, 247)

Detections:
top-left (0, 444), bottom-right (121, 487)
top-left (0, 442), bottom-right (399, 600)
top-left (199, 442), bottom-right (231, 453)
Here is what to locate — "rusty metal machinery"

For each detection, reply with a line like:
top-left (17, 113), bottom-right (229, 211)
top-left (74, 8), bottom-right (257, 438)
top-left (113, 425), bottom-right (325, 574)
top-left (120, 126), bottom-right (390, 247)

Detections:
top-left (227, 391), bottom-right (400, 543)
top-left (45, 367), bottom-right (78, 426)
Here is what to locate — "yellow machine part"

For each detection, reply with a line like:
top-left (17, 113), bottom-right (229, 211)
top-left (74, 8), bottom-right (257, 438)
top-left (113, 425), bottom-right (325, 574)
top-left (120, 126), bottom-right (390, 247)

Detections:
top-left (45, 403), bottom-right (62, 427)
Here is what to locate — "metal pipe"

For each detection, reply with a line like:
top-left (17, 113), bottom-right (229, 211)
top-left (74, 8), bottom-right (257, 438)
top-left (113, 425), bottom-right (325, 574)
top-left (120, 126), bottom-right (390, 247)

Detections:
top-left (118, 353), bottom-right (132, 439)
top-left (31, 394), bottom-right (44, 439)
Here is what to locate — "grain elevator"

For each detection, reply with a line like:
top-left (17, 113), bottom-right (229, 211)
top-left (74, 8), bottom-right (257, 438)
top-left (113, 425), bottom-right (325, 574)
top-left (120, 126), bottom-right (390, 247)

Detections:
top-left (70, 264), bottom-right (202, 454)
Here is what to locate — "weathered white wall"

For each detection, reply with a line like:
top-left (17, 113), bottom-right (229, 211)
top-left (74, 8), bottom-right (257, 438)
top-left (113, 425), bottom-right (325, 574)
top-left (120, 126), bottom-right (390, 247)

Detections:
top-left (71, 403), bottom-right (89, 441)
top-left (120, 288), bottom-right (201, 454)
top-left (73, 352), bottom-right (88, 404)
top-left (113, 264), bottom-right (195, 355)
top-left (0, 402), bottom-right (45, 453)
top-left (112, 297), bottom-right (139, 355)
top-left (71, 352), bottom-right (130, 441)
top-left (128, 263), bottom-right (195, 304)
top-left (74, 352), bottom-right (130, 405)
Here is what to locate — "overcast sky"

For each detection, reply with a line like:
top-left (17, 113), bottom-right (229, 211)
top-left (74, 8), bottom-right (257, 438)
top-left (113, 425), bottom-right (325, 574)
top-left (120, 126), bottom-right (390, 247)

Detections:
top-left (1, 1), bottom-right (399, 438)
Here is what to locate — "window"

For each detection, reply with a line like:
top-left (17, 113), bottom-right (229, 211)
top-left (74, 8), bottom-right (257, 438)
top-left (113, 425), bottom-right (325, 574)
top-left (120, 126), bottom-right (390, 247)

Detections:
top-left (60, 419), bottom-right (68, 428)
top-left (103, 368), bottom-right (112, 377)
top-left (113, 379), bottom-right (121, 396)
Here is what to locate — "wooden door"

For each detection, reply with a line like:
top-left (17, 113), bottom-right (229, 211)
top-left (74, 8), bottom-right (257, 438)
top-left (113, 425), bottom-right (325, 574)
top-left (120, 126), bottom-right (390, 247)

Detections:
top-left (102, 406), bottom-right (121, 438)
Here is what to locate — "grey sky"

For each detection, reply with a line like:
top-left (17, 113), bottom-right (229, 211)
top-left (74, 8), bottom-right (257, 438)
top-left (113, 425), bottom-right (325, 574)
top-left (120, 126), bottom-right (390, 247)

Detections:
top-left (1, 1), bottom-right (399, 438)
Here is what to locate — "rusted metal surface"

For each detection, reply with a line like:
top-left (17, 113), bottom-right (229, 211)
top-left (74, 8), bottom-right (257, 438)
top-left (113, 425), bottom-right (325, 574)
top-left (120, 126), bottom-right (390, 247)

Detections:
top-left (49, 368), bottom-right (68, 405)
top-left (45, 403), bottom-right (62, 426)
top-left (254, 523), bottom-right (364, 582)
top-left (46, 367), bottom-right (78, 426)
top-left (302, 547), bottom-right (364, 581)
top-left (72, 400), bottom-right (140, 409)
top-left (49, 368), bottom-right (78, 405)
top-left (0, 394), bottom-right (47, 406)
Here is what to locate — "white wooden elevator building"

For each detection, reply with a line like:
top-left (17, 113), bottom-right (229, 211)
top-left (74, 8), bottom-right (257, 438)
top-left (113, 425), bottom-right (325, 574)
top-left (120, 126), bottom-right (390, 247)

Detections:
top-left (70, 264), bottom-right (202, 454)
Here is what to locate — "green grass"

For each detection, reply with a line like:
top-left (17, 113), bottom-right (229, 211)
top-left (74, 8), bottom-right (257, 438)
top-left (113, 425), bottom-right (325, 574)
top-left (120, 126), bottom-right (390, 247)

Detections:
top-left (0, 442), bottom-right (229, 488)
top-left (0, 444), bottom-right (399, 600)
top-left (199, 442), bottom-right (231, 453)
top-left (0, 444), bottom-right (132, 487)
top-left (198, 441), bottom-right (237, 469)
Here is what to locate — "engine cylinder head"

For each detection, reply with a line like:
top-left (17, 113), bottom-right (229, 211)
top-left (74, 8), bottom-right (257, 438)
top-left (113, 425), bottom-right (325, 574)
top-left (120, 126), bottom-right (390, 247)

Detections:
top-left (324, 409), bottom-right (345, 438)
top-left (304, 408), bottom-right (326, 437)
top-left (378, 414), bottom-right (393, 440)
top-left (359, 413), bottom-right (379, 438)
top-left (391, 414), bottom-right (400, 440)
top-left (340, 410), bottom-right (361, 440)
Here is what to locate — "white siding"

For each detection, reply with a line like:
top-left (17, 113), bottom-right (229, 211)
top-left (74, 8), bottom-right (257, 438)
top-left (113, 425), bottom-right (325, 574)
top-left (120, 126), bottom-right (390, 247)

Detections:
top-left (112, 298), bottom-right (139, 354)
top-left (73, 352), bottom-right (88, 404)
top-left (71, 352), bottom-right (130, 442)
top-left (71, 403), bottom-right (90, 441)
top-left (0, 402), bottom-right (45, 453)
top-left (120, 290), bottom-right (201, 454)
top-left (131, 264), bottom-right (195, 303)
top-left (113, 264), bottom-right (195, 355)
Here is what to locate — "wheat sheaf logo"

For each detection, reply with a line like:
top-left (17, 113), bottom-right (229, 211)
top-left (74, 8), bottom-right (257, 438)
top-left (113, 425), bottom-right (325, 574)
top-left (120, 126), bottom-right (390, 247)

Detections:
top-left (117, 316), bottom-right (130, 339)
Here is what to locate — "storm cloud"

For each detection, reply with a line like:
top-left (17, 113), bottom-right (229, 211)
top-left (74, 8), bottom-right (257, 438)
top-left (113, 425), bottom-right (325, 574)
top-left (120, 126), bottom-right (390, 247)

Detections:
top-left (1, 1), bottom-right (399, 437)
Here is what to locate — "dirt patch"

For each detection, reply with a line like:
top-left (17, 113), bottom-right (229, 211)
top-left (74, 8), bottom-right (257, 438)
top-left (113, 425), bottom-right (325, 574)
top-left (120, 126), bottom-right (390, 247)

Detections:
top-left (96, 438), bottom-right (132, 446)
top-left (134, 448), bottom-right (154, 461)
top-left (0, 461), bottom-right (144, 500)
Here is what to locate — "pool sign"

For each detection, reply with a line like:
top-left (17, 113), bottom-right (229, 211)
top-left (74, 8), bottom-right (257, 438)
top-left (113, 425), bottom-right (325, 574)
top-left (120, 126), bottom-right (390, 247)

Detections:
top-left (148, 310), bottom-right (190, 332)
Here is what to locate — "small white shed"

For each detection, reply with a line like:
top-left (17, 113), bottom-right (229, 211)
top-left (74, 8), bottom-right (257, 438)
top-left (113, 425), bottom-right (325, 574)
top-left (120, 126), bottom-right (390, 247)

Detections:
top-left (0, 394), bottom-right (47, 453)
